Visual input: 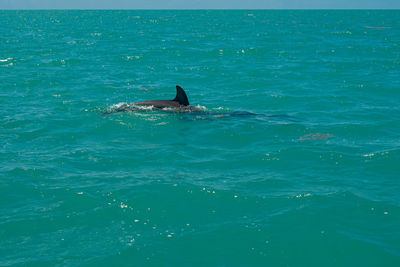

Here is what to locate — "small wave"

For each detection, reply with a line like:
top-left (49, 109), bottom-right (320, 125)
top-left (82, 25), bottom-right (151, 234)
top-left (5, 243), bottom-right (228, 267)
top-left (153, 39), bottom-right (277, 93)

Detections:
top-left (362, 148), bottom-right (400, 158)
top-left (0, 57), bottom-right (12, 62)
top-left (90, 32), bottom-right (102, 37)
top-left (211, 107), bottom-right (231, 112)
top-left (103, 103), bottom-right (161, 115)
top-left (130, 105), bottom-right (157, 111)
top-left (106, 103), bottom-right (210, 115)
top-left (331, 31), bottom-right (352, 35)
top-left (194, 104), bottom-right (208, 111)
top-left (109, 102), bottom-right (127, 109)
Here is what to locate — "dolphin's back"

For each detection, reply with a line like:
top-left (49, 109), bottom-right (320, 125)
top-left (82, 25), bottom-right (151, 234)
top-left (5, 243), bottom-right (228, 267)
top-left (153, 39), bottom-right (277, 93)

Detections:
top-left (133, 85), bottom-right (190, 108)
top-left (133, 100), bottom-right (182, 108)
top-left (102, 85), bottom-right (192, 115)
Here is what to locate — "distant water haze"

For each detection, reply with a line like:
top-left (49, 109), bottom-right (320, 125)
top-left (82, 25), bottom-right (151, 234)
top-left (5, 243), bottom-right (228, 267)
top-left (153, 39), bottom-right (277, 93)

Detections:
top-left (1, 0), bottom-right (400, 9)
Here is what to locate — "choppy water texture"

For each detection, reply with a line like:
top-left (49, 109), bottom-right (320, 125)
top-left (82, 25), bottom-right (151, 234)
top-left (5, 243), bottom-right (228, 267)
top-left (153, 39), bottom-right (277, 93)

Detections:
top-left (1, 10), bottom-right (400, 266)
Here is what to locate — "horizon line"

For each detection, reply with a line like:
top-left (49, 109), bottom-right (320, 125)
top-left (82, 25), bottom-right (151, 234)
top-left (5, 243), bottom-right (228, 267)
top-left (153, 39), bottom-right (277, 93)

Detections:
top-left (1, 8), bottom-right (399, 10)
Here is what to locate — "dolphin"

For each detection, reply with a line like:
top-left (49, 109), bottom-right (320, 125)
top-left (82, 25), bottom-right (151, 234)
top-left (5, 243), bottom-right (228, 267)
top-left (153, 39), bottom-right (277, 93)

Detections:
top-left (103, 85), bottom-right (196, 115)
top-left (102, 86), bottom-right (300, 123)
top-left (134, 85), bottom-right (190, 109)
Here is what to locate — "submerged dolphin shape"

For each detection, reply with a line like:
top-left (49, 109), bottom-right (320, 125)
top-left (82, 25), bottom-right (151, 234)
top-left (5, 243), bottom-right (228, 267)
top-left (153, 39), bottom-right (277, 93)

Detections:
top-left (103, 85), bottom-right (195, 115)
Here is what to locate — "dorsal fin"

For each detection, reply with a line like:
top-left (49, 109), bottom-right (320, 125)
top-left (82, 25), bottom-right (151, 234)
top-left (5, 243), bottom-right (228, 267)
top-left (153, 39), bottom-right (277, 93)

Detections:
top-left (172, 85), bottom-right (189, 106)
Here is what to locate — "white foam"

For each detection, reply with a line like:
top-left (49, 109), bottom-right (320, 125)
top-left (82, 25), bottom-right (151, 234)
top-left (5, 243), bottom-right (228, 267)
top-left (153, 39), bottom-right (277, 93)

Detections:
top-left (108, 103), bottom-right (209, 114)
top-left (0, 58), bottom-right (12, 62)
top-left (194, 104), bottom-right (208, 111)
top-left (132, 104), bottom-right (156, 111)
top-left (110, 102), bottom-right (128, 109)
top-left (363, 153), bottom-right (375, 157)
top-left (161, 107), bottom-right (175, 111)
top-left (212, 106), bottom-right (230, 111)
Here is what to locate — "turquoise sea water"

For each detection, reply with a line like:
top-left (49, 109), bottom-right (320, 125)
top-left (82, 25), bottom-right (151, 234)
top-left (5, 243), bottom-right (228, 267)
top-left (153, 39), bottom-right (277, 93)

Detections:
top-left (1, 10), bottom-right (400, 266)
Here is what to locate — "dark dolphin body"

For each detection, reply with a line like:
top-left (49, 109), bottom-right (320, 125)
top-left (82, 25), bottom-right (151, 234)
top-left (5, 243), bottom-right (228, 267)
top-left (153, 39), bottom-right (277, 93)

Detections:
top-left (103, 85), bottom-right (196, 115)
top-left (102, 85), bottom-right (300, 123)
top-left (134, 85), bottom-right (190, 109)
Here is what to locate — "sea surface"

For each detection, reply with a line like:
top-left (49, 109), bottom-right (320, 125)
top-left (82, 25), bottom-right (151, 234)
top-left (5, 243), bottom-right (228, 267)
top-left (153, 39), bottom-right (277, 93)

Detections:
top-left (1, 10), bottom-right (399, 266)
